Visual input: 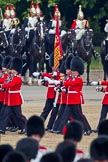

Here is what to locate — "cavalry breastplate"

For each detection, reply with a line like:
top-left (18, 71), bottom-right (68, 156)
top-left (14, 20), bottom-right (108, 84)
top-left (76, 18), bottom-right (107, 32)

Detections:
top-left (76, 20), bottom-right (86, 29)
top-left (3, 19), bottom-right (12, 31)
top-left (28, 17), bottom-right (37, 28)
top-left (51, 20), bottom-right (61, 28)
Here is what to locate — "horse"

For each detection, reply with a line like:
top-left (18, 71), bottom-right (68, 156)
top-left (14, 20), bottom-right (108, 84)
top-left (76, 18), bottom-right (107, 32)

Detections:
top-left (100, 34), bottom-right (108, 80)
top-left (0, 31), bottom-right (9, 56)
top-left (8, 27), bottom-right (26, 58)
top-left (61, 29), bottom-right (76, 57)
top-left (75, 28), bottom-right (94, 85)
top-left (25, 20), bottom-right (47, 85)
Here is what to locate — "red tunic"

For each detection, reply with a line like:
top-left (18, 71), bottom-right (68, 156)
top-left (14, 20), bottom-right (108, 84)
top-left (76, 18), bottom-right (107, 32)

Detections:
top-left (71, 19), bottom-right (89, 29)
top-left (63, 76), bottom-right (84, 105)
top-left (101, 80), bottom-right (108, 104)
top-left (1, 75), bottom-right (23, 106)
top-left (0, 73), bottom-right (9, 102)
top-left (42, 72), bottom-right (60, 99)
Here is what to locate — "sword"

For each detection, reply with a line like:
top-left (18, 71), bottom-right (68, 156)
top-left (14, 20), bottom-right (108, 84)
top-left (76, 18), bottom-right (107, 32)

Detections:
top-left (53, 87), bottom-right (60, 107)
top-left (0, 8), bottom-right (3, 21)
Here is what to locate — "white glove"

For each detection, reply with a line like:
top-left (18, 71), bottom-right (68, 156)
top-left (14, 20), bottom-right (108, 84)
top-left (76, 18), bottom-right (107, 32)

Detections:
top-left (91, 81), bottom-right (98, 86)
top-left (49, 29), bottom-right (55, 34)
top-left (60, 30), bottom-right (66, 37)
top-left (10, 28), bottom-right (15, 34)
top-left (33, 72), bottom-right (40, 77)
top-left (54, 80), bottom-right (60, 85)
top-left (44, 76), bottom-right (50, 81)
top-left (52, 71), bottom-right (57, 76)
top-left (96, 86), bottom-right (103, 92)
top-left (25, 27), bottom-right (29, 31)
top-left (44, 76), bottom-right (55, 84)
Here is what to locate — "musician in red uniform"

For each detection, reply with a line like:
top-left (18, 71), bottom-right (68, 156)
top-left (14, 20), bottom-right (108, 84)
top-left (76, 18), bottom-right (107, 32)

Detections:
top-left (56, 56), bottom-right (92, 135)
top-left (0, 57), bottom-right (27, 134)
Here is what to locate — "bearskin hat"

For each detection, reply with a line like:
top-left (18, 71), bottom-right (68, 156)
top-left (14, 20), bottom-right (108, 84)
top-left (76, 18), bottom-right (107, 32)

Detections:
top-left (63, 120), bottom-right (84, 142)
top-left (10, 57), bottom-right (22, 74)
top-left (0, 55), bottom-right (4, 70)
top-left (40, 153), bottom-right (62, 162)
top-left (26, 115), bottom-right (45, 138)
top-left (2, 55), bottom-right (12, 69)
top-left (90, 136), bottom-right (108, 161)
top-left (98, 119), bottom-right (108, 136)
top-left (59, 60), bottom-right (66, 74)
top-left (65, 54), bottom-right (73, 70)
top-left (49, 53), bottom-right (54, 67)
top-left (70, 56), bottom-right (84, 75)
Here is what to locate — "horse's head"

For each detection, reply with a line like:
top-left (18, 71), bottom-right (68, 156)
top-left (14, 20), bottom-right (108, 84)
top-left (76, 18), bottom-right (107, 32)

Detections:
top-left (36, 21), bottom-right (47, 40)
top-left (83, 28), bottom-right (93, 47)
top-left (0, 31), bottom-right (9, 48)
top-left (67, 29), bottom-right (76, 41)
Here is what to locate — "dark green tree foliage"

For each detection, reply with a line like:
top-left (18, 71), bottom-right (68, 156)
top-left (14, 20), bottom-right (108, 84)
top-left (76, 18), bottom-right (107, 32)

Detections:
top-left (0, 0), bottom-right (108, 45)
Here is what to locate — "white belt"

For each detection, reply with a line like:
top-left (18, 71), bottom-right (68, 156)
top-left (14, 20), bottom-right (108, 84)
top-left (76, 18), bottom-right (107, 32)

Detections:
top-left (68, 91), bottom-right (79, 94)
top-left (105, 92), bottom-right (108, 94)
top-left (48, 85), bottom-right (55, 88)
top-left (8, 90), bottom-right (21, 93)
top-left (8, 90), bottom-right (24, 104)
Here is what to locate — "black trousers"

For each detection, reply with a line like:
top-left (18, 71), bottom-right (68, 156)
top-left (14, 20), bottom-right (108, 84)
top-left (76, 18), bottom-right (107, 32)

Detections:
top-left (53, 104), bottom-right (66, 131)
top-left (40, 98), bottom-right (54, 121)
top-left (57, 104), bottom-right (91, 132)
top-left (0, 101), bottom-right (3, 113)
top-left (97, 104), bottom-right (108, 128)
top-left (0, 105), bottom-right (27, 131)
top-left (47, 104), bottom-right (60, 129)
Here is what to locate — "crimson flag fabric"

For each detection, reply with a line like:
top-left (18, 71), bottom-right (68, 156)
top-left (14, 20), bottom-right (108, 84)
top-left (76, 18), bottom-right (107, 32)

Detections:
top-left (54, 20), bottom-right (62, 70)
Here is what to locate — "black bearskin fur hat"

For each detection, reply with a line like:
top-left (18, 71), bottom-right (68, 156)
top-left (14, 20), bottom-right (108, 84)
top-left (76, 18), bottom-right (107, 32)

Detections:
top-left (26, 115), bottom-right (45, 138)
top-left (70, 56), bottom-right (84, 75)
top-left (65, 54), bottom-right (73, 70)
top-left (10, 57), bottom-right (22, 74)
top-left (90, 136), bottom-right (108, 161)
top-left (63, 120), bottom-right (84, 142)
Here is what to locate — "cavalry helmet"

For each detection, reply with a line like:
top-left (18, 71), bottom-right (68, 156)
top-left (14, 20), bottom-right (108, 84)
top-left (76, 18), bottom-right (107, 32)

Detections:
top-left (10, 4), bottom-right (16, 17)
top-left (53, 5), bottom-right (61, 19)
top-left (35, 3), bottom-right (42, 16)
top-left (77, 5), bottom-right (84, 19)
top-left (30, 1), bottom-right (36, 14)
top-left (4, 4), bottom-right (10, 17)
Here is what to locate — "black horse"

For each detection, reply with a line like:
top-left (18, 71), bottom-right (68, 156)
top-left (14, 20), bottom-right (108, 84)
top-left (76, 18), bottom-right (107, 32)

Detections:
top-left (61, 29), bottom-right (76, 57)
top-left (0, 31), bottom-right (9, 56)
top-left (25, 20), bottom-right (47, 85)
top-left (100, 34), bottom-right (108, 80)
top-left (75, 28), bottom-right (94, 85)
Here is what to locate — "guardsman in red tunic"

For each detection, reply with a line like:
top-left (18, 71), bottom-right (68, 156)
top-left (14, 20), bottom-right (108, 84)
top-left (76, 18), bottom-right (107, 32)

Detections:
top-left (0, 57), bottom-right (27, 134)
top-left (33, 53), bottom-right (60, 122)
top-left (56, 56), bottom-right (92, 135)
top-left (91, 63), bottom-right (108, 132)
top-left (51, 54), bottom-right (73, 133)
top-left (0, 56), bottom-right (12, 113)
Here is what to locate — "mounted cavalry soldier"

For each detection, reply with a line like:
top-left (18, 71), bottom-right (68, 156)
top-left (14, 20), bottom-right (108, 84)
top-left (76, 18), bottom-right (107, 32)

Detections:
top-left (71, 5), bottom-right (89, 41)
top-left (47, 5), bottom-right (66, 55)
top-left (71, 5), bottom-right (99, 58)
top-left (24, 1), bottom-right (37, 39)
